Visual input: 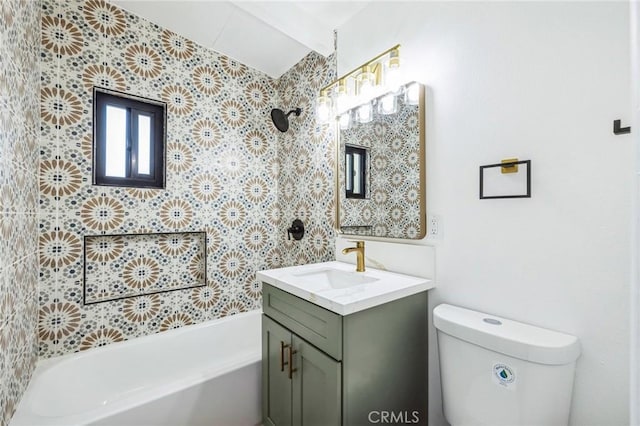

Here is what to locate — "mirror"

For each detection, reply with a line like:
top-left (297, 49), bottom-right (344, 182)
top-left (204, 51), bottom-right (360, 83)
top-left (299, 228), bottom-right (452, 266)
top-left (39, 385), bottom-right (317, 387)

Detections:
top-left (336, 82), bottom-right (425, 239)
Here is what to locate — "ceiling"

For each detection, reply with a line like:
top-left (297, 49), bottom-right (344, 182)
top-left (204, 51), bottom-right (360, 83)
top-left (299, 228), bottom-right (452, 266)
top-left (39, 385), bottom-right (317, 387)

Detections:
top-left (111, 1), bottom-right (370, 79)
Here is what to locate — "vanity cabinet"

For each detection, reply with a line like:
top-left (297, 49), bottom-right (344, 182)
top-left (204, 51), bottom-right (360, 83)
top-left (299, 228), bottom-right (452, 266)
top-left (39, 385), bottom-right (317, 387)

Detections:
top-left (261, 283), bottom-right (428, 426)
top-left (263, 316), bottom-right (341, 426)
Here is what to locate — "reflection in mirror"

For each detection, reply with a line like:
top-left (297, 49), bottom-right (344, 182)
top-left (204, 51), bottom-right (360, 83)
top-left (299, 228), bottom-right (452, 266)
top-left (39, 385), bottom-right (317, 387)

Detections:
top-left (336, 82), bottom-right (425, 239)
top-left (345, 145), bottom-right (367, 199)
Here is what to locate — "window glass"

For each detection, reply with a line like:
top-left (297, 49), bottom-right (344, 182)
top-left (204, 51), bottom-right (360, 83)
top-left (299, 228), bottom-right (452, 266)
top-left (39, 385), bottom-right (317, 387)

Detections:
top-left (105, 105), bottom-right (127, 178)
top-left (346, 153), bottom-right (353, 192)
top-left (353, 153), bottom-right (362, 194)
top-left (137, 114), bottom-right (151, 175)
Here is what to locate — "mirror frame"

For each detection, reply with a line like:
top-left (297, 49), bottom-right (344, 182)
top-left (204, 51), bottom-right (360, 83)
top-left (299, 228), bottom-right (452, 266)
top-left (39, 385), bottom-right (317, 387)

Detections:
top-left (335, 83), bottom-right (426, 239)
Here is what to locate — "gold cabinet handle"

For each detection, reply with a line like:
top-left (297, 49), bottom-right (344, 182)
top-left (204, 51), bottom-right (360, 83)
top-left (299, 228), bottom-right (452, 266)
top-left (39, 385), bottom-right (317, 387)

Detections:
top-left (280, 341), bottom-right (290, 372)
top-left (288, 347), bottom-right (297, 379)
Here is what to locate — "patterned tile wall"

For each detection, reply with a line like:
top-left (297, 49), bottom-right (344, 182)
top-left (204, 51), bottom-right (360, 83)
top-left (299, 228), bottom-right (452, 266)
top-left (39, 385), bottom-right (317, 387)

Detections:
top-left (84, 232), bottom-right (206, 303)
top-left (0, 0), bottom-right (41, 424)
top-left (38, 0), bottom-right (337, 358)
top-left (38, 0), bottom-right (282, 357)
top-left (338, 97), bottom-right (422, 238)
top-left (275, 52), bottom-right (337, 267)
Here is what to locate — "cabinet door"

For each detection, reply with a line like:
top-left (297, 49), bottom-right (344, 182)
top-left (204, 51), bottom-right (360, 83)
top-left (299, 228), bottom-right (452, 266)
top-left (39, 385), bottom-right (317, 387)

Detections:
top-left (263, 315), bottom-right (293, 426)
top-left (291, 336), bottom-right (342, 426)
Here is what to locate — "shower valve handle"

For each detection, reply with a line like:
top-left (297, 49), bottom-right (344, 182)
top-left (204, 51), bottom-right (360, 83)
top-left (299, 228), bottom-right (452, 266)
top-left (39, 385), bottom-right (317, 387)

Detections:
top-left (287, 219), bottom-right (304, 241)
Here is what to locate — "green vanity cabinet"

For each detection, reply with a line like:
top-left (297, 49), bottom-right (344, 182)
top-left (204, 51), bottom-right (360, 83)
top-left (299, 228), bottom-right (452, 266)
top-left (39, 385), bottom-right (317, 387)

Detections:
top-left (261, 283), bottom-right (428, 426)
top-left (262, 316), bottom-right (294, 426)
top-left (263, 315), bottom-right (342, 426)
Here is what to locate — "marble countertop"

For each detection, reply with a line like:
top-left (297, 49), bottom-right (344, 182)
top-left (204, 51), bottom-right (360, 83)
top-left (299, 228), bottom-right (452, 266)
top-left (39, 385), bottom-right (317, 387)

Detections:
top-left (256, 261), bottom-right (434, 315)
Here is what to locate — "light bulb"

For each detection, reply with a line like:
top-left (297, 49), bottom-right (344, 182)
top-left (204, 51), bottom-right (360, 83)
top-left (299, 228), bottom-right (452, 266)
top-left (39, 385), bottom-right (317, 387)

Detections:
top-left (339, 112), bottom-right (351, 130)
top-left (316, 92), bottom-right (332, 123)
top-left (385, 68), bottom-right (401, 93)
top-left (385, 48), bottom-right (402, 93)
top-left (356, 103), bottom-right (373, 123)
top-left (357, 65), bottom-right (375, 101)
top-left (336, 80), bottom-right (349, 113)
top-left (404, 82), bottom-right (420, 105)
top-left (379, 93), bottom-right (397, 115)
top-left (358, 79), bottom-right (373, 100)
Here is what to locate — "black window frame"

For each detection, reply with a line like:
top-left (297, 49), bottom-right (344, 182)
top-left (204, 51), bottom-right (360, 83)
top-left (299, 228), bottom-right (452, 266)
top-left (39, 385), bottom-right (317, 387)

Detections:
top-left (93, 87), bottom-right (167, 189)
top-left (345, 145), bottom-right (367, 199)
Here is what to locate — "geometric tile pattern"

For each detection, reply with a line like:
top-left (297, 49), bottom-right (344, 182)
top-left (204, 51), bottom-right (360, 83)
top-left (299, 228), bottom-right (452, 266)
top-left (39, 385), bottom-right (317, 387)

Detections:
top-left (38, 0), bottom-right (337, 359)
top-left (38, 0), bottom-right (282, 358)
top-left (338, 96), bottom-right (423, 238)
top-left (275, 52), bottom-right (337, 267)
top-left (0, 0), bottom-right (41, 424)
top-left (84, 232), bottom-right (206, 303)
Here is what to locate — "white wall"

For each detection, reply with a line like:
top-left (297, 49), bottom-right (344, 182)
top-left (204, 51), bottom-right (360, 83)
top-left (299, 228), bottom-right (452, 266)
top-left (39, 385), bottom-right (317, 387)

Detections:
top-left (631, 1), bottom-right (640, 424)
top-left (337, 2), bottom-right (632, 425)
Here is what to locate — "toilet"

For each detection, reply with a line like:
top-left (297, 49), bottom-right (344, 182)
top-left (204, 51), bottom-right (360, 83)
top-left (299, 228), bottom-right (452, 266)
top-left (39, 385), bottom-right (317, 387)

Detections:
top-left (434, 304), bottom-right (581, 426)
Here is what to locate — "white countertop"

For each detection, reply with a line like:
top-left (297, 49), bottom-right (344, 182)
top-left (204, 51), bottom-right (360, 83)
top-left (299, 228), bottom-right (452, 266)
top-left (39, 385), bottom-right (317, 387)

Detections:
top-left (256, 261), bottom-right (434, 315)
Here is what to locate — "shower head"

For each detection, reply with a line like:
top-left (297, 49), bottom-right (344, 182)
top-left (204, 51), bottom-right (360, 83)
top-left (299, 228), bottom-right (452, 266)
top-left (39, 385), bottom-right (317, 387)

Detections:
top-left (270, 108), bottom-right (302, 132)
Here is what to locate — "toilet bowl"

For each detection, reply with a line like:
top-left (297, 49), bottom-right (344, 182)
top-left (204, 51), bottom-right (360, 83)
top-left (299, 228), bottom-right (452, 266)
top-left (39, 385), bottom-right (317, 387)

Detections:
top-left (434, 304), bottom-right (581, 426)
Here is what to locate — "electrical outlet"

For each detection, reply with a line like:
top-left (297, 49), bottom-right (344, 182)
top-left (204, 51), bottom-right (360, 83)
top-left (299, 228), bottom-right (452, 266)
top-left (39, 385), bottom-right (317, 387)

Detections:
top-left (428, 214), bottom-right (442, 239)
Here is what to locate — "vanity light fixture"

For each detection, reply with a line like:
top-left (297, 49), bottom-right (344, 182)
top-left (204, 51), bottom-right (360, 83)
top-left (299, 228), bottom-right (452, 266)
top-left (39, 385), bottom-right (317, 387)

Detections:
top-left (316, 44), bottom-right (404, 123)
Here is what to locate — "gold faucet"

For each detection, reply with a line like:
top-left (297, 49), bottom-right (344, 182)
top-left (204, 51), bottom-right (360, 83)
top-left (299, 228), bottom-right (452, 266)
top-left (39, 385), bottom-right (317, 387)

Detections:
top-left (342, 241), bottom-right (365, 272)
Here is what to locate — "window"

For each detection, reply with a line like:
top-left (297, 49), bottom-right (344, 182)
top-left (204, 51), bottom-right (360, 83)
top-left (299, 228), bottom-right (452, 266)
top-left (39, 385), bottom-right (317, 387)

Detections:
top-left (93, 88), bottom-right (166, 189)
top-left (345, 145), bottom-right (367, 199)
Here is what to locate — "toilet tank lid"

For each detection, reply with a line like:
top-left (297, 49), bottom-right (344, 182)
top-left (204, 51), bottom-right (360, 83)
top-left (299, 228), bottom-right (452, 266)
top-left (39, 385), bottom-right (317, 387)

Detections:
top-left (433, 304), bottom-right (581, 365)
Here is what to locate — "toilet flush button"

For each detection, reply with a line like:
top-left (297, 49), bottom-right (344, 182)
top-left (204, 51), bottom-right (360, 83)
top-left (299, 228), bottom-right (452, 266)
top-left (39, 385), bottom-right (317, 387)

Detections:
top-left (483, 318), bottom-right (502, 325)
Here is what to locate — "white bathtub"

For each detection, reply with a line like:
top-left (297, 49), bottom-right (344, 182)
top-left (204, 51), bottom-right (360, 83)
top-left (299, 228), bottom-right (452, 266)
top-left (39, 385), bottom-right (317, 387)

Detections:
top-left (11, 310), bottom-right (262, 426)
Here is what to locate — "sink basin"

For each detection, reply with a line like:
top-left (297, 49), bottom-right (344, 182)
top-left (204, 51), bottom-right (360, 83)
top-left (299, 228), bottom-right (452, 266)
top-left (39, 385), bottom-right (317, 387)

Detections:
top-left (257, 261), bottom-right (433, 315)
top-left (292, 268), bottom-right (379, 289)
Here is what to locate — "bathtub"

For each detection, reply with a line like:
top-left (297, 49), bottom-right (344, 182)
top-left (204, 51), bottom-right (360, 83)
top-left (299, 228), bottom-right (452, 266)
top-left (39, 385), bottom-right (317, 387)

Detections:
top-left (11, 310), bottom-right (262, 426)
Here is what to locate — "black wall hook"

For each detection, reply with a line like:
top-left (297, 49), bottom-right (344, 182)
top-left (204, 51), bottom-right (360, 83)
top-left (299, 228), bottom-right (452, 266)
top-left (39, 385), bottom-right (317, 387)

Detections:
top-left (287, 219), bottom-right (304, 241)
top-left (613, 119), bottom-right (631, 135)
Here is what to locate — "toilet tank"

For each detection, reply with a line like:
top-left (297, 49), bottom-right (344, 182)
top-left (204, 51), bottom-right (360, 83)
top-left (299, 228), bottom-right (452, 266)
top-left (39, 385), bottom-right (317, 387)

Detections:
top-left (434, 304), bottom-right (581, 426)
